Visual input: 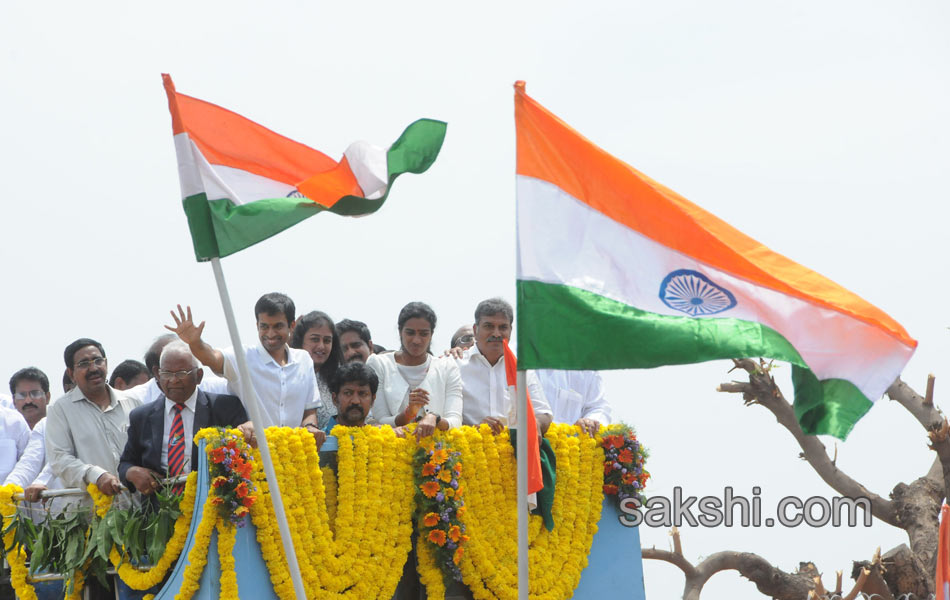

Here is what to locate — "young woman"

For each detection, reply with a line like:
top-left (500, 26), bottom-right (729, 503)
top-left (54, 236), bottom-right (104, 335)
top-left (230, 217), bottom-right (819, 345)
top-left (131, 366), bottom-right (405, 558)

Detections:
top-left (367, 302), bottom-right (462, 437)
top-left (290, 310), bottom-right (343, 430)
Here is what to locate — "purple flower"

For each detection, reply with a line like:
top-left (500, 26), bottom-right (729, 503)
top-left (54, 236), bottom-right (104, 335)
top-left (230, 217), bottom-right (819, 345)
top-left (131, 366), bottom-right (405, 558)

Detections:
top-left (447, 541), bottom-right (457, 549)
top-left (436, 492), bottom-right (444, 502)
top-left (450, 480), bottom-right (458, 489)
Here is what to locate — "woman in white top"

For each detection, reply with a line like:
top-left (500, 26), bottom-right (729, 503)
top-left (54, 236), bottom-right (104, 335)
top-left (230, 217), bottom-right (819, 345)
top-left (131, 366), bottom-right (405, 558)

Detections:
top-left (367, 302), bottom-right (462, 437)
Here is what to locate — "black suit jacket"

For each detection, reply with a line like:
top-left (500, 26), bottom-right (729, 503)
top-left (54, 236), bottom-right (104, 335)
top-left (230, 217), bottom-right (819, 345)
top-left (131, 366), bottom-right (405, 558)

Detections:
top-left (118, 390), bottom-right (248, 489)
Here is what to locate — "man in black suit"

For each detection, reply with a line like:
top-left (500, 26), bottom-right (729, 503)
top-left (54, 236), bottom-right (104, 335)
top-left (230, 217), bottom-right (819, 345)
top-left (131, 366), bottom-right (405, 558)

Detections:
top-left (118, 341), bottom-right (248, 494)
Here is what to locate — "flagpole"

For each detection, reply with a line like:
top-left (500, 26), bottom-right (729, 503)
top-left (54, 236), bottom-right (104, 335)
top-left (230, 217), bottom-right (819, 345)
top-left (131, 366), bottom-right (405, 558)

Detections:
top-left (210, 257), bottom-right (308, 600)
top-left (516, 369), bottom-right (529, 600)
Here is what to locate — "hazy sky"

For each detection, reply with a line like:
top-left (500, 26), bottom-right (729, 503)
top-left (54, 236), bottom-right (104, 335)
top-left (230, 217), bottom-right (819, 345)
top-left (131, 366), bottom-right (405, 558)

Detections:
top-left (2, 2), bottom-right (948, 598)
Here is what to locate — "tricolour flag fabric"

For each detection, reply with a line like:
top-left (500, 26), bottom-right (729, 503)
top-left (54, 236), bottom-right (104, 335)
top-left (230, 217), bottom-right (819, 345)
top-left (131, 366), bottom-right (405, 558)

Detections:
top-left (162, 74), bottom-right (446, 261)
top-left (513, 81), bottom-right (916, 439)
top-left (938, 504), bottom-right (950, 600)
top-left (503, 340), bottom-right (543, 495)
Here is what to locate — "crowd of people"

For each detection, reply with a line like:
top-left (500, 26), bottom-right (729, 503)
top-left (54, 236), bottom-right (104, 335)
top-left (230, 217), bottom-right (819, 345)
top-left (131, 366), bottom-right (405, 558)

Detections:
top-left (0, 292), bottom-right (613, 518)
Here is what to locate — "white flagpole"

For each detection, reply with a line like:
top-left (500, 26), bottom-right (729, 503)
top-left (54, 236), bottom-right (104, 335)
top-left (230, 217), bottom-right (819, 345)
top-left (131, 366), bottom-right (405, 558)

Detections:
top-left (516, 370), bottom-right (529, 600)
top-left (211, 257), bottom-right (308, 600)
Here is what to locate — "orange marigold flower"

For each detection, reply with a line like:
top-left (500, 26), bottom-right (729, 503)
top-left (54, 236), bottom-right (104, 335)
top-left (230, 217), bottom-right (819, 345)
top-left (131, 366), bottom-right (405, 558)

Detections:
top-left (243, 496), bottom-right (256, 507)
top-left (422, 462), bottom-right (437, 476)
top-left (608, 435), bottom-right (625, 449)
top-left (431, 449), bottom-right (449, 465)
top-left (622, 472), bottom-right (635, 485)
top-left (212, 476), bottom-right (228, 488)
top-left (453, 462), bottom-right (462, 475)
top-left (235, 505), bottom-right (249, 516)
top-left (603, 484), bottom-right (619, 495)
top-left (453, 547), bottom-right (464, 565)
top-left (448, 525), bottom-right (461, 542)
top-left (423, 512), bottom-right (440, 527)
top-left (438, 469), bottom-right (453, 483)
top-left (420, 481), bottom-right (440, 498)
top-left (457, 506), bottom-right (467, 518)
top-left (428, 529), bottom-right (447, 546)
top-left (211, 448), bottom-right (228, 464)
top-left (236, 482), bottom-right (249, 498)
top-left (211, 496), bottom-right (224, 505)
top-left (618, 449), bottom-right (634, 463)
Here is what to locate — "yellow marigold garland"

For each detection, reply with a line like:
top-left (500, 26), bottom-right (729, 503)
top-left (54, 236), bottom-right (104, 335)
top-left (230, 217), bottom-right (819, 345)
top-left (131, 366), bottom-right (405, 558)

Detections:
top-left (175, 478), bottom-right (218, 600)
top-left (321, 466), bottom-right (337, 528)
top-left (0, 484), bottom-right (38, 600)
top-left (450, 424), bottom-right (604, 600)
top-left (216, 519), bottom-right (238, 598)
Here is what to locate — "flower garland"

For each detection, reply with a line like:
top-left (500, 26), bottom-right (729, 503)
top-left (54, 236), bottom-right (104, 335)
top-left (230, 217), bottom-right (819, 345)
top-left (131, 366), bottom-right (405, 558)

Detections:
top-left (600, 423), bottom-right (650, 505)
top-left (413, 433), bottom-right (468, 586)
top-left (94, 473), bottom-right (198, 590)
top-left (216, 519), bottom-right (238, 598)
top-left (248, 426), bottom-right (416, 599)
top-left (195, 427), bottom-right (257, 525)
top-left (321, 465), bottom-right (337, 529)
top-left (0, 484), bottom-right (38, 600)
top-left (440, 424), bottom-right (604, 600)
top-left (175, 478), bottom-right (218, 600)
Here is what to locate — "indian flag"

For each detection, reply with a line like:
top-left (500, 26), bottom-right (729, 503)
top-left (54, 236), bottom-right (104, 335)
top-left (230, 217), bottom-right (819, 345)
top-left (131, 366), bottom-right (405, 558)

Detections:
top-left (162, 74), bottom-right (446, 261)
top-left (514, 81), bottom-right (916, 439)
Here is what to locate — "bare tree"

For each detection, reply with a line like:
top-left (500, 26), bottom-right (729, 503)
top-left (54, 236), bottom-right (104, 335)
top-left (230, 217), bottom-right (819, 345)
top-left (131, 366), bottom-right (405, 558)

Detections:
top-left (642, 360), bottom-right (941, 599)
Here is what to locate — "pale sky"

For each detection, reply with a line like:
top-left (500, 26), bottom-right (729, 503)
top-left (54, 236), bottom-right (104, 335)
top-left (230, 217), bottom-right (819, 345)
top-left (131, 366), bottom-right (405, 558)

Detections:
top-left (2, 1), bottom-right (948, 598)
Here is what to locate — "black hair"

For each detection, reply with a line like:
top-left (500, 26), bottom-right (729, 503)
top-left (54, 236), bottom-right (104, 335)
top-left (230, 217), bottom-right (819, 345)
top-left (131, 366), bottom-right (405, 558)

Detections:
top-left (64, 338), bottom-right (106, 369)
top-left (62, 369), bottom-right (73, 393)
top-left (397, 301), bottom-right (437, 331)
top-left (329, 361), bottom-right (379, 395)
top-left (474, 297), bottom-right (513, 325)
top-left (254, 292), bottom-right (295, 324)
top-left (290, 311), bottom-right (342, 385)
top-left (144, 334), bottom-right (177, 375)
top-left (373, 344), bottom-right (387, 354)
top-left (108, 359), bottom-right (150, 387)
top-left (335, 319), bottom-right (372, 344)
top-left (9, 367), bottom-right (49, 395)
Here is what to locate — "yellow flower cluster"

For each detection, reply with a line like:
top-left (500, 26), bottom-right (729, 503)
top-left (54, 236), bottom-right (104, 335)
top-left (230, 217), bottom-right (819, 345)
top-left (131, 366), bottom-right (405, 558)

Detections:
top-left (251, 426), bottom-right (416, 599)
top-left (416, 531), bottom-right (447, 599)
top-left (216, 519), bottom-right (238, 598)
top-left (176, 470), bottom-right (221, 600)
top-left (0, 484), bottom-right (38, 600)
top-left (447, 424), bottom-right (604, 600)
top-left (107, 472), bottom-right (198, 590)
top-left (321, 465), bottom-right (337, 529)
top-left (87, 483), bottom-right (113, 518)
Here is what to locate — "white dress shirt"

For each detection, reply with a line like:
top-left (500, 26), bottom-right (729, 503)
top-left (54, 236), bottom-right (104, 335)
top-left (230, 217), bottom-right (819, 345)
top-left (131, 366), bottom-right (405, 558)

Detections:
top-left (455, 346), bottom-right (551, 426)
top-left (0, 393), bottom-right (13, 409)
top-left (0, 405), bottom-right (31, 483)
top-left (367, 353), bottom-right (464, 428)
top-left (124, 372), bottom-right (232, 405)
top-left (536, 370), bottom-right (612, 425)
top-left (161, 391), bottom-right (197, 473)
top-left (222, 345), bottom-right (318, 429)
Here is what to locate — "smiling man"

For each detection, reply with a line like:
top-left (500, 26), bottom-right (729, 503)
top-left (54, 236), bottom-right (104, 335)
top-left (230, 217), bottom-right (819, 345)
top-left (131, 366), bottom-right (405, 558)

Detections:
top-left (167, 293), bottom-right (319, 441)
top-left (118, 341), bottom-right (248, 495)
top-left (335, 319), bottom-right (376, 364)
top-left (45, 338), bottom-right (142, 497)
top-left (455, 298), bottom-right (552, 435)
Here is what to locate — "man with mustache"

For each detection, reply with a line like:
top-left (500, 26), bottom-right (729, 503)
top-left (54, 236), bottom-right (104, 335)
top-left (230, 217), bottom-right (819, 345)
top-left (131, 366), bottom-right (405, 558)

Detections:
top-left (323, 362), bottom-right (378, 432)
top-left (455, 298), bottom-right (552, 435)
top-left (45, 338), bottom-right (142, 497)
top-left (335, 319), bottom-right (376, 364)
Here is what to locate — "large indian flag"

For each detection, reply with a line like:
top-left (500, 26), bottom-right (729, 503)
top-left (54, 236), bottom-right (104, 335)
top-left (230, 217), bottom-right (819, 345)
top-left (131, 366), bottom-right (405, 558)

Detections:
top-left (514, 81), bottom-right (916, 439)
top-left (163, 74), bottom-right (446, 261)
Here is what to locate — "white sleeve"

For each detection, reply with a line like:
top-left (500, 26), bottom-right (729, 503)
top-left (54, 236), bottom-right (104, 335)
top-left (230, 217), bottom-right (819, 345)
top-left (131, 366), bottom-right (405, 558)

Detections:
top-left (366, 354), bottom-right (395, 425)
top-left (580, 372), bottom-right (612, 425)
top-left (526, 371), bottom-right (553, 416)
top-left (3, 422), bottom-right (45, 488)
top-left (440, 359), bottom-right (463, 429)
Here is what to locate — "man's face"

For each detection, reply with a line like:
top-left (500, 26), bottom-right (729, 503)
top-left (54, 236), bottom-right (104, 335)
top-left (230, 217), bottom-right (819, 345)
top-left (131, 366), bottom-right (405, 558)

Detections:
top-left (68, 345), bottom-right (108, 396)
top-left (13, 379), bottom-right (49, 425)
top-left (474, 313), bottom-right (512, 357)
top-left (158, 353), bottom-right (203, 404)
top-left (453, 326), bottom-right (475, 350)
top-left (114, 372), bottom-right (149, 391)
top-left (257, 312), bottom-right (293, 355)
top-left (339, 331), bottom-right (372, 364)
top-left (332, 381), bottom-right (374, 426)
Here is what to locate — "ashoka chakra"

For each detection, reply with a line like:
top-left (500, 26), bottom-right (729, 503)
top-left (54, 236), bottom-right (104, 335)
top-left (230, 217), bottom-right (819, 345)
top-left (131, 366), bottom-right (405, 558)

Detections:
top-left (659, 269), bottom-right (737, 316)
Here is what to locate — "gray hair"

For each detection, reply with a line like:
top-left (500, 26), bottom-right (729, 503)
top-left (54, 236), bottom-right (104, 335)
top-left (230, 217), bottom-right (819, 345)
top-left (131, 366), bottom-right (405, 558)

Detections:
top-left (159, 340), bottom-right (200, 368)
top-left (474, 297), bottom-right (513, 325)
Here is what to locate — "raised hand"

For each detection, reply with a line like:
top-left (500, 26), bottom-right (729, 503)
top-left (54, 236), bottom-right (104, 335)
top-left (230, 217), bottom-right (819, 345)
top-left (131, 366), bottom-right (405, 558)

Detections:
top-left (165, 304), bottom-right (206, 346)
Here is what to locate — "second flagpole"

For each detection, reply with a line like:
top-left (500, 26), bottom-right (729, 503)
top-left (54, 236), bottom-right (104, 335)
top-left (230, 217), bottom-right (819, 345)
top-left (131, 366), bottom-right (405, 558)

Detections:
top-left (210, 257), bottom-right (308, 600)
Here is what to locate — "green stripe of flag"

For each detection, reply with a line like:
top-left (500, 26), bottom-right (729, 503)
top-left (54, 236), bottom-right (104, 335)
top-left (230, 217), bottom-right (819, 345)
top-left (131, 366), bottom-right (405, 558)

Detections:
top-left (516, 279), bottom-right (871, 438)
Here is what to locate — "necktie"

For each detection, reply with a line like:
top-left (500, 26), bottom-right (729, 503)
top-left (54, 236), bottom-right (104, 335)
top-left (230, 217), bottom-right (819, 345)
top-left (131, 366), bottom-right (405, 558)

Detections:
top-left (168, 404), bottom-right (185, 480)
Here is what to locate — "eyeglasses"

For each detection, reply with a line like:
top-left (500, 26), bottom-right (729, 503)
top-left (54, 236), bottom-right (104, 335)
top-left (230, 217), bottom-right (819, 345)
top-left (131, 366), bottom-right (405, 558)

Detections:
top-left (457, 334), bottom-right (475, 345)
top-left (13, 390), bottom-right (46, 401)
top-left (159, 368), bottom-right (199, 380)
top-left (74, 357), bottom-right (106, 370)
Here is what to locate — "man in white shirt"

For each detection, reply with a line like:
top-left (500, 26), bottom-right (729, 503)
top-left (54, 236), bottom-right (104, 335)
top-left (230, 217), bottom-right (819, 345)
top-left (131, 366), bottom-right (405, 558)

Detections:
top-left (4, 367), bottom-right (64, 503)
top-left (536, 370), bottom-right (612, 436)
top-left (0, 404), bottom-right (30, 483)
top-left (455, 298), bottom-right (552, 434)
top-left (167, 293), bottom-right (320, 443)
top-left (9, 367), bottom-right (51, 430)
top-left (46, 338), bottom-right (142, 497)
